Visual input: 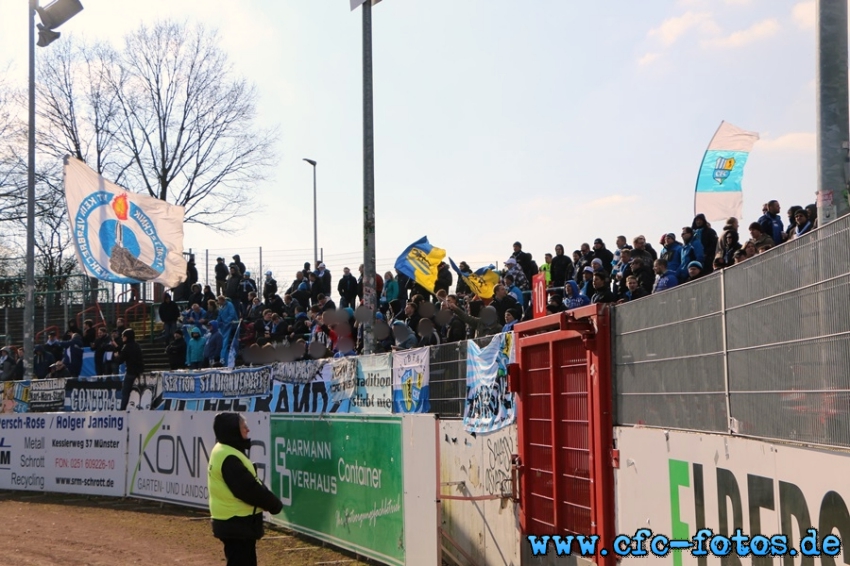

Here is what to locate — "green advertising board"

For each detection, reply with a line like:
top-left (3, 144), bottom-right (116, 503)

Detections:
top-left (269, 414), bottom-right (405, 566)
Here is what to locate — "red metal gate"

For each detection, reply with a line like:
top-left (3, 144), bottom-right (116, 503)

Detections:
top-left (511, 304), bottom-right (615, 565)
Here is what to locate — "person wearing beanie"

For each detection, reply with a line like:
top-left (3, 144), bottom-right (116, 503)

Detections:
top-left (686, 261), bottom-right (704, 283)
top-left (208, 413), bottom-right (283, 566)
top-left (262, 271), bottom-right (277, 302)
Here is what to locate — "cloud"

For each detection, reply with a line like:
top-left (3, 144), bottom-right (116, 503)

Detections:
top-left (637, 52), bottom-right (662, 66)
top-left (792, 1), bottom-right (815, 30)
top-left (758, 132), bottom-right (815, 152)
top-left (648, 12), bottom-right (720, 46)
top-left (702, 18), bottom-right (781, 48)
top-left (724, 0), bottom-right (753, 5)
top-left (584, 195), bottom-right (640, 208)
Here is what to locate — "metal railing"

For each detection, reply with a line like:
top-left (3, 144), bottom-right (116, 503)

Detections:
top-left (613, 213), bottom-right (850, 449)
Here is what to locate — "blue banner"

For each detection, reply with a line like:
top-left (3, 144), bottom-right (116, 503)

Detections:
top-left (464, 333), bottom-right (516, 433)
top-left (392, 347), bottom-right (430, 413)
top-left (161, 366), bottom-right (272, 400)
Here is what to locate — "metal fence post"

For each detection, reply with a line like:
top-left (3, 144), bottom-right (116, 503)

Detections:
top-left (205, 249), bottom-right (209, 288)
top-left (720, 268), bottom-right (734, 433)
top-left (259, 246), bottom-right (263, 281)
top-left (63, 289), bottom-right (69, 332)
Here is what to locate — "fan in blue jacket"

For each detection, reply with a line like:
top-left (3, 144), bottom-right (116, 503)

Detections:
top-left (186, 327), bottom-right (207, 369)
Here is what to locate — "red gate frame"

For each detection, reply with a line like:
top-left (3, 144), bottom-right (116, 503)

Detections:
top-left (512, 304), bottom-right (615, 565)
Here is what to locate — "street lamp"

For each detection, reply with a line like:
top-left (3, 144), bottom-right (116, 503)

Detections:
top-left (303, 159), bottom-right (318, 269)
top-left (23, 0), bottom-right (83, 380)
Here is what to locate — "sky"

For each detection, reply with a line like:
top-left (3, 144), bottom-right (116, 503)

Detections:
top-left (0, 0), bottom-right (823, 284)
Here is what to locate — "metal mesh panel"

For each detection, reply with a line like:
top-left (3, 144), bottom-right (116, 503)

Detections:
top-left (728, 334), bottom-right (850, 446)
top-left (427, 335), bottom-right (496, 418)
top-left (428, 341), bottom-right (467, 418)
top-left (613, 274), bottom-right (727, 431)
top-left (613, 213), bottom-right (850, 448)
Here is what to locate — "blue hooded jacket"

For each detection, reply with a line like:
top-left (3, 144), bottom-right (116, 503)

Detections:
top-left (662, 242), bottom-right (683, 275)
top-left (654, 271), bottom-right (679, 293)
top-left (186, 328), bottom-right (206, 364)
top-left (217, 299), bottom-right (238, 327)
top-left (678, 240), bottom-right (703, 282)
top-left (564, 280), bottom-right (591, 310)
top-left (203, 321), bottom-right (222, 361)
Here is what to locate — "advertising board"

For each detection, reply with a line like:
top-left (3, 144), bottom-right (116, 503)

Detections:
top-left (0, 412), bottom-right (126, 496)
top-left (615, 427), bottom-right (850, 566)
top-left (126, 411), bottom-right (270, 508)
top-left (269, 415), bottom-right (405, 565)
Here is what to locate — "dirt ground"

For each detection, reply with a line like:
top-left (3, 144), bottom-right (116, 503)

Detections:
top-left (0, 491), bottom-right (370, 566)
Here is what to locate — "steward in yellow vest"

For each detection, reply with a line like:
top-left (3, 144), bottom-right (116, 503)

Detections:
top-left (208, 413), bottom-right (282, 566)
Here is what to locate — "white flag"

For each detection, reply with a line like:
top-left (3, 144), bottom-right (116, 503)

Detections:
top-left (350, 0), bottom-right (382, 11)
top-left (63, 156), bottom-right (186, 288)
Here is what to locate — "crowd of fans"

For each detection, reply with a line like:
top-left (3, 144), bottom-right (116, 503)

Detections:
top-left (1, 317), bottom-right (137, 381)
top-left (153, 198), bottom-right (817, 366)
top-left (2, 199), bottom-right (813, 377)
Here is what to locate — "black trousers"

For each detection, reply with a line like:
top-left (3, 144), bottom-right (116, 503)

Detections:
top-left (222, 538), bottom-right (257, 566)
top-left (120, 373), bottom-right (138, 410)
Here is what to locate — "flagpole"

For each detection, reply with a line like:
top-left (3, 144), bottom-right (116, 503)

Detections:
top-left (24, 0), bottom-right (37, 380)
top-left (362, 0), bottom-right (377, 354)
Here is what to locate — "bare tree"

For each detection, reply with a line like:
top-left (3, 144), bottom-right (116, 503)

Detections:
top-left (35, 38), bottom-right (131, 182)
top-left (111, 21), bottom-right (277, 227)
top-left (0, 69), bottom-right (26, 224)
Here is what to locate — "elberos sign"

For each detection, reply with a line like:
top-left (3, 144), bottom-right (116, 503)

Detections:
top-left (0, 413), bottom-right (126, 496)
top-left (126, 412), bottom-right (270, 508)
top-left (615, 427), bottom-right (850, 566)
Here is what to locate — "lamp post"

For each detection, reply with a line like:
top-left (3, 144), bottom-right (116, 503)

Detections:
top-left (303, 159), bottom-right (318, 269)
top-left (361, 0), bottom-right (376, 354)
top-left (816, 0), bottom-right (850, 225)
top-left (24, 0), bottom-right (83, 380)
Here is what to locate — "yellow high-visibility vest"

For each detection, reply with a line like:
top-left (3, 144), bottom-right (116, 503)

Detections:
top-left (208, 442), bottom-right (259, 520)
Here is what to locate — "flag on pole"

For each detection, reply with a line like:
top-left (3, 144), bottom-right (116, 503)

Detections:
top-left (448, 258), bottom-right (500, 299)
top-left (227, 321), bottom-right (241, 369)
top-left (694, 121), bottom-right (759, 226)
top-left (63, 156), bottom-right (186, 288)
top-left (350, 0), bottom-right (381, 10)
top-left (395, 236), bottom-right (446, 293)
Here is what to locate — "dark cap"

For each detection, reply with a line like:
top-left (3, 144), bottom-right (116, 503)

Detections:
top-left (513, 241), bottom-right (522, 247)
top-left (594, 238), bottom-right (603, 245)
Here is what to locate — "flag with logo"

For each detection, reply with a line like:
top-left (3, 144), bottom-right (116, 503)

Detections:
top-left (63, 156), bottom-right (186, 288)
top-left (694, 121), bottom-right (759, 227)
top-left (394, 236), bottom-right (446, 293)
top-left (391, 347), bottom-right (429, 413)
top-left (448, 258), bottom-right (500, 299)
top-left (464, 332), bottom-right (516, 433)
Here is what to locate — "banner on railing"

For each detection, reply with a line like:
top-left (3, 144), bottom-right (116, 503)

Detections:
top-left (392, 347), bottom-right (430, 413)
top-left (464, 333), bottom-right (516, 434)
top-left (160, 358), bottom-right (394, 415)
top-left (161, 366), bottom-right (272, 400)
top-left (65, 376), bottom-right (123, 412)
top-left (1, 380), bottom-right (30, 413)
top-left (0, 412), bottom-right (127, 497)
top-left (28, 378), bottom-right (67, 412)
top-left (126, 411), bottom-right (270, 508)
top-left (353, 354), bottom-right (393, 413)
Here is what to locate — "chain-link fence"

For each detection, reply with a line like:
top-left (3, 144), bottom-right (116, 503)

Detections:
top-left (613, 214), bottom-right (850, 448)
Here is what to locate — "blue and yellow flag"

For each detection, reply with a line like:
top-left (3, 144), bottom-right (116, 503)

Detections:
top-left (694, 121), bottom-right (759, 226)
top-left (395, 236), bottom-right (446, 293)
top-left (449, 258), bottom-right (500, 299)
